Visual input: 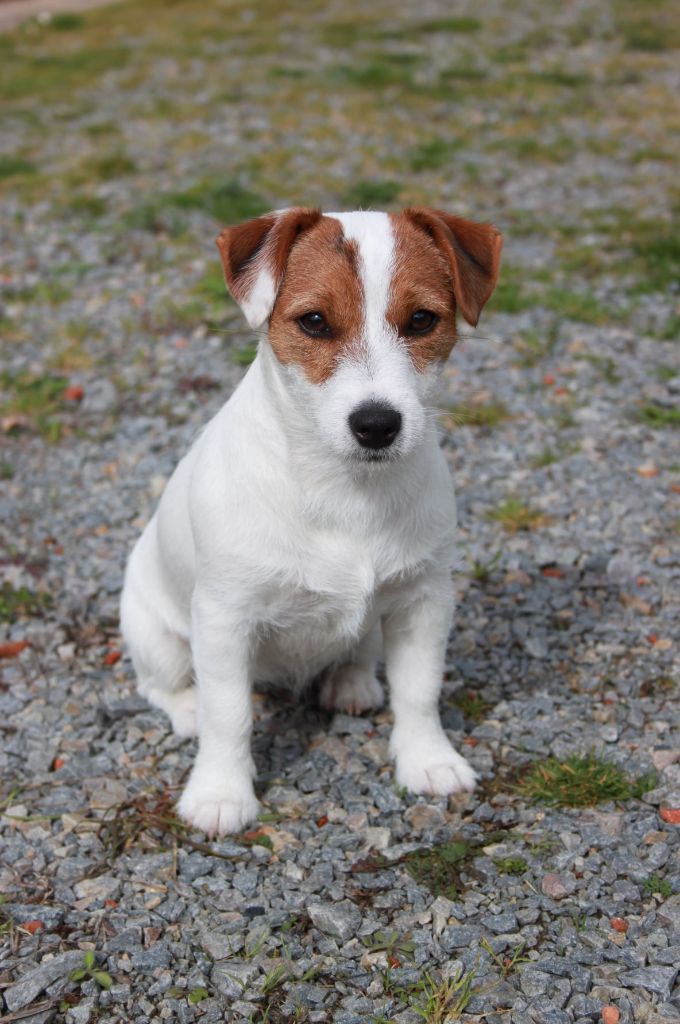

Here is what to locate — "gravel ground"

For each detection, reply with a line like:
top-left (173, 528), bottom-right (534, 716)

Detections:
top-left (1, 0), bottom-right (679, 1021)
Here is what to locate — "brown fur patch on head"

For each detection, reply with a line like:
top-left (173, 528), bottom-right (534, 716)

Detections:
top-left (389, 212), bottom-right (459, 371)
top-left (402, 207), bottom-right (502, 327)
top-left (268, 217), bottom-right (364, 384)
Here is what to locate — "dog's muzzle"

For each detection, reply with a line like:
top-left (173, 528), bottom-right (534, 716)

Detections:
top-left (348, 401), bottom-right (402, 450)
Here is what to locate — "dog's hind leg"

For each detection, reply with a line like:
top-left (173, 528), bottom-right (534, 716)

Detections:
top-left (120, 576), bottom-right (197, 738)
top-left (320, 625), bottom-right (384, 715)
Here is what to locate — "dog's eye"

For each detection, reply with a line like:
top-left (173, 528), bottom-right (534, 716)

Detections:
top-left (297, 311), bottom-right (331, 337)
top-left (406, 310), bottom-right (439, 335)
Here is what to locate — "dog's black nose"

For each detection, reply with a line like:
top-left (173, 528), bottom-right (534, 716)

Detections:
top-left (348, 402), bottom-right (402, 450)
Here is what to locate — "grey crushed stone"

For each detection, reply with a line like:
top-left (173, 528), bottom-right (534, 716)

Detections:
top-left (1, 0), bottom-right (679, 1021)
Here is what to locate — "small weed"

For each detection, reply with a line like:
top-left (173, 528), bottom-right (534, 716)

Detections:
top-left (494, 855), bottom-right (529, 875)
top-left (639, 676), bottom-right (676, 697)
top-left (0, 583), bottom-right (51, 623)
top-left (518, 753), bottom-right (657, 808)
top-left (416, 16), bottom-right (482, 33)
top-left (408, 967), bottom-right (478, 1022)
top-left (444, 401), bottom-right (509, 429)
top-left (1, 370), bottom-right (69, 438)
top-left (487, 498), bottom-right (549, 533)
top-left (362, 929), bottom-right (416, 962)
top-left (331, 61), bottom-right (413, 90)
top-left (409, 138), bottom-right (461, 172)
top-left (451, 690), bottom-right (492, 723)
top-left (531, 442), bottom-right (580, 468)
top-left (233, 343), bottom-right (259, 367)
top-left (70, 950), bottom-right (112, 990)
top-left (643, 875), bottom-right (672, 898)
top-left (192, 265), bottom-right (229, 305)
top-left (480, 937), bottom-right (528, 978)
top-left (471, 550), bottom-right (501, 584)
top-left (188, 987), bottom-right (209, 1004)
top-left (261, 963), bottom-right (291, 995)
top-left (1, 462), bottom-right (14, 480)
top-left (584, 354), bottom-right (620, 384)
top-left (654, 364), bottom-right (677, 383)
top-left (0, 155), bottom-right (36, 180)
top-left (487, 279), bottom-right (533, 314)
top-left (403, 840), bottom-right (471, 900)
top-left (65, 193), bottom-right (108, 218)
top-left (49, 12), bottom-right (86, 30)
top-left (168, 178), bottom-right (268, 223)
top-left (543, 288), bottom-right (612, 325)
top-left (636, 403), bottom-right (680, 428)
top-left (513, 329), bottom-right (554, 367)
top-left (344, 179), bottom-right (401, 208)
top-left (85, 151), bottom-right (136, 180)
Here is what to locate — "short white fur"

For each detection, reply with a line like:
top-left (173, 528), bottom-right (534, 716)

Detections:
top-left (120, 209), bottom-right (477, 836)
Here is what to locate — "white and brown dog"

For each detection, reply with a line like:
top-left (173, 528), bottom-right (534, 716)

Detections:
top-left (120, 207), bottom-right (502, 835)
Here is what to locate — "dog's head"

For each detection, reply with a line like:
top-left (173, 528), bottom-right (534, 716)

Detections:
top-left (217, 208), bottom-right (502, 463)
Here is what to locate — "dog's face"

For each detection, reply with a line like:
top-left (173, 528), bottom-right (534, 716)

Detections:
top-left (217, 208), bottom-right (502, 463)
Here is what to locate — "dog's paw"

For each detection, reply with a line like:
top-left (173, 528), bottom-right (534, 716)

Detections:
top-left (177, 779), bottom-right (260, 837)
top-left (392, 735), bottom-right (477, 796)
top-left (320, 666), bottom-right (384, 715)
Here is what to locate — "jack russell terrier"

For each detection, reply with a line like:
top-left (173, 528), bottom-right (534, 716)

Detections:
top-left (120, 206), bottom-right (502, 835)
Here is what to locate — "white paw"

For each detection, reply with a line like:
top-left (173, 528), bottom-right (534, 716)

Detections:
top-left (392, 734), bottom-right (478, 796)
top-left (320, 667), bottom-right (384, 715)
top-left (177, 777), bottom-right (260, 836)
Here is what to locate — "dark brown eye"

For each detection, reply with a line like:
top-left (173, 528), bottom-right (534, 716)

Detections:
top-left (297, 311), bottom-right (331, 337)
top-left (406, 310), bottom-right (438, 335)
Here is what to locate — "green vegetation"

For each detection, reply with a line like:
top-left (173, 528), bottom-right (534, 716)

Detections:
top-left (642, 874), bottom-right (672, 898)
top-left (518, 753), bottom-right (657, 808)
top-left (0, 370), bottom-right (69, 439)
top-left (450, 690), bottom-right (492, 723)
top-left (70, 950), bottom-right (112, 990)
top-left (0, 583), bottom-right (51, 623)
top-left (403, 840), bottom-right (471, 900)
top-left (487, 498), bottom-right (549, 533)
top-left (445, 401), bottom-right (510, 429)
top-left (409, 138), bottom-right (461, 172)
top-left (0, 155), bottom-right (36, 180)
top-left (344, 179), bottom-right (401, 208)
top-left (637, 403), bottom-right (680, 428)
top-left (494, 856), bottom-right (529, 875)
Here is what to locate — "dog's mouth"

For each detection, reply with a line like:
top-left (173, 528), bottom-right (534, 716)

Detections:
top-left (353, 447), bottom-right (400, 465)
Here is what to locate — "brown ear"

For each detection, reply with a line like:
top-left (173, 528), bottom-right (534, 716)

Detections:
top-left (216, 207), bottom-right (321, 327)
top-left (404, 207), bottom-right (503, 326)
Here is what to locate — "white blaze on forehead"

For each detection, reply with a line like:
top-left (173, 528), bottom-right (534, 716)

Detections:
top-left (326, 211), bottom-right (395, 344)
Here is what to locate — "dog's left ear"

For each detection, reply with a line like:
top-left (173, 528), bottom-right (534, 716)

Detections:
top-left (404, 207), bottom-right (503, 327)
top-left (216, 207), bottom-right (322, 328)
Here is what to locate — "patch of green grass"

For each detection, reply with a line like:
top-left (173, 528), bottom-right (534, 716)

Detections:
top-left (168, 178), bottom-right (268, 224)
top-left (471, 550), bottom-right (501, 584)
top-left (527, 69), bottom-right (591, 88)
top-left (0, 47), bottom-right (131, 104)
top-left (495, 856), bottom-right (529, 875)
top-left (543, 288), bottom-right (612, 325)
top-left (518, 753), bottom-right (657, 808)
top-left (621, 18), bottom-right (678, 52)
top-left (451, 691), bottom-right (492, 723)
top-left (583, 354), bottom-right (620, 384)
top-left (344, 179), bottom-right (401, 208)
top-left (188, 988), bottom-right (209, 1005)
top-left (407, 967), bottom-right (478, 1022)
top-left (487, 498), bottom-right (549, 533)
top-left (362, 930), bottom-right (416, 960)
top-left (654, 364), bottom-right (677, 382)
top-left (0, 370), bottom-right (68, 438)
top-left (84, 150), bottom-right (136, 180)
top-left (49, 12), bottom-right (86, 31)
top-left (629, 220), bottom-right (680, 292)
top-left (414, 16), bottom-right (482, 33)
top-left (192, 265), bottom-right (229, 305)
top-left (637, 403), bottom-right (680, 428)
top-left (504, 136), bottom-right (576, 164)
top-left (403, 840), bottom-right (471, 900)
top-left (642, 874), bottom-right (672, 898)
top-left (531, 442), bottom-right (580, 468)
top-left (445, 401), bottom-right (509, 429)
top-left (487, 278), bottom-right (533, 314)
top-left (0, 583), bottom-right (52, 623)
top-left (64, 194), bottom-right (108, 218)
top-left (1, 462), bottom-right (14, 480)
top-left (4, 280), bottom-right (72, 304)
top-left (233, 343), bottom-right (259, 367)
top-left (0, 155), bottom-right (36, 180)
top-left (330, 61), bottom-right (415, 89)
top-left (408, 138), bottom-right (462, 172)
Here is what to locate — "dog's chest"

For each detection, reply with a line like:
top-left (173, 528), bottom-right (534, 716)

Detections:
top-left (253, 529), bottom-right (419, 681)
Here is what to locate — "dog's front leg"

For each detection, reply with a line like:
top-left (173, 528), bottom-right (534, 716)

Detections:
top-left (177, 589), bottom-right (260, 836)
top-left (383, 578), bottom-right (477, 796)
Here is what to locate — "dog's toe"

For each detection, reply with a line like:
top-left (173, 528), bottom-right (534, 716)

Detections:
top-left (393, 737), bottom-right (478, 797)
top-left (177, 782), bottom-right (260, 837)
top-left (320, 668), bottom-right (384, 715)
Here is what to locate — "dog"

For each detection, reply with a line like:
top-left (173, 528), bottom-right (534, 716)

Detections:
top-left (120, 206), bottom-right (502, 836)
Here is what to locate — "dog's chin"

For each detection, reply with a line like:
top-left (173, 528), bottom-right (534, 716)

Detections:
top-left (351, 447), bottom-right (402, 467)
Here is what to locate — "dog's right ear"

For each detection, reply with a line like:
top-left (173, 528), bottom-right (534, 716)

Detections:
top-left (216, 208), bottom-right (321, 328)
